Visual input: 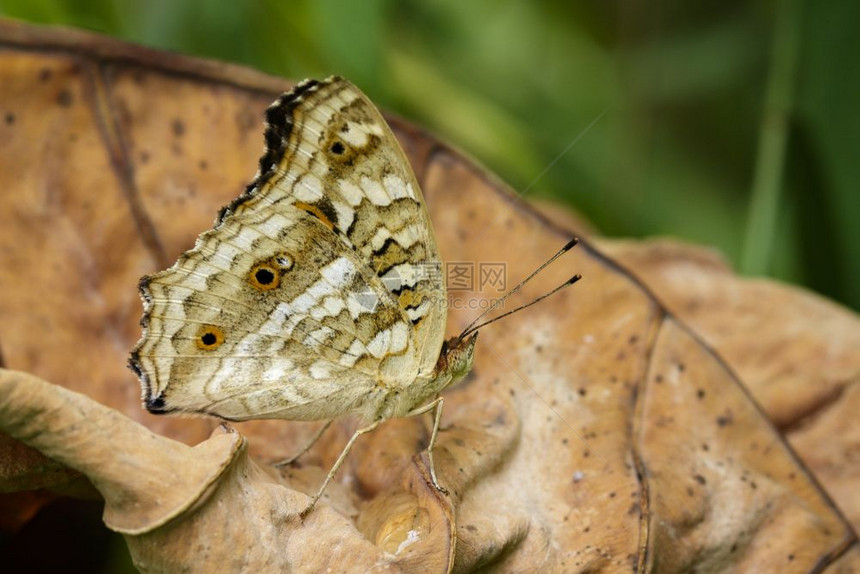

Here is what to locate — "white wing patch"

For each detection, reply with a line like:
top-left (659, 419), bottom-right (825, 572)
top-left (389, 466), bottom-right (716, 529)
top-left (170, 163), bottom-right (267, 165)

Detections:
top-left (338, 180), bottom-right (364, 207)
top-left (294, 174), bottom-right (325, 202)
top-left (310, 360), bottom-right (333, 380)
top-left (367, 221), bottom-right (428, 252)
top-left (262, 361), bottom-right (293, 383)
top-left (361, 175), bottom-right (392, 207)
top-left (320, 257), bottom-right (356, 286)
top-left (389, 322), bottom-right (409, 354)
top-left (367, 328), bottom-right (392, 359)
top-left (384, 174), bottom-right (413, 200)
top-left (331, 199), bottom-right (355, 231)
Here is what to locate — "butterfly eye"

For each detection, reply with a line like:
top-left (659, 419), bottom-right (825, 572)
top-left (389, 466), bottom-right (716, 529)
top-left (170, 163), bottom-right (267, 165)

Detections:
top-left (196, 325), bottom-right (224, 350)
top-left (249, 262), bottom-right (280, 290)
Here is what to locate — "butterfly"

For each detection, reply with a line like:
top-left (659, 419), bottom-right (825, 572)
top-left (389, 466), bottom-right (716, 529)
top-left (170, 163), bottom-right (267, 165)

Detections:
top-left (129, 76), bottom-right (578, 516)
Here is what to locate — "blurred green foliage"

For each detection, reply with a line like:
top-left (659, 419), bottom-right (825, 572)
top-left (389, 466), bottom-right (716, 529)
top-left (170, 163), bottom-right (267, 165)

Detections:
top-left (1, 0), bottom-right (857, 314)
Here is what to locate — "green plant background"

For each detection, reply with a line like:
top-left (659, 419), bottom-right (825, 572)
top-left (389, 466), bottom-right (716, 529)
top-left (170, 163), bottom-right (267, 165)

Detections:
top-left (2, 0), bottom-right (858, 312)
top-left (0, 1), bottom-right (857, 571)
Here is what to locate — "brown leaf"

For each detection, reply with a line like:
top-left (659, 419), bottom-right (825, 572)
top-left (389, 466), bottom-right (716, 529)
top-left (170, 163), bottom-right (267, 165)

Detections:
top-left (600, 238), bottom-right (860, 532)
top-left (0, 19), bottom-right (856, 572)
top-left (0, 369), bottom-right (453, 571)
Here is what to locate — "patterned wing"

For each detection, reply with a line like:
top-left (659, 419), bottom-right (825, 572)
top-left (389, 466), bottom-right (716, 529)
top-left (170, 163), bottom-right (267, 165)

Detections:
top-left (129, 77), bottom-right (444, 421)
top-left (130, 202), bottom-right (418, 421)
top-left (220, 77), bottom-right (446, 377)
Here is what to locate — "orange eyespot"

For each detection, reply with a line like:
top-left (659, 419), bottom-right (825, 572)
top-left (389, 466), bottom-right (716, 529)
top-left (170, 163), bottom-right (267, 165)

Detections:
top-left (196, 325), bottom-right (225, 350)
top-left (250, 263), bottom-right (279, 290)
top-left (249, 253), bottom-right (293, 290)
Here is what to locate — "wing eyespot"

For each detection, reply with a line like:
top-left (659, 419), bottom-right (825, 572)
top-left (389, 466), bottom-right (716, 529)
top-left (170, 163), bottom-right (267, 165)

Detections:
top-left (324, 134), bottom-right (357, 165)
top-left (196, 325), bottom-right (225, 350)
top-left (249, 253), bottom-right (294, 290)
top-left (249, 262), bottom-right (280, 290)
top-left (255, 266), bottom-right (276, 285)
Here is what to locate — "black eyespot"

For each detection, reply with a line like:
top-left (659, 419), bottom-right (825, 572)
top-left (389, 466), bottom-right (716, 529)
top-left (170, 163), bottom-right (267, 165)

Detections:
top-left (330, 141), bottom-right (345, 155)
top-left (255, 268), bottom-right (275, 285)
top-left (196, 325), bottom-right (225, 350)
top-left (249, 262), bottom-right (281, 290)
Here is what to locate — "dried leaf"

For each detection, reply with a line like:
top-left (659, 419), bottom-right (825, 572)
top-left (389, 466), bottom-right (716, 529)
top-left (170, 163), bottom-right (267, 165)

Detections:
top-left (0, 369), bottom-right (452, 571)
top-left (599, 238), bottom-right (860, 531)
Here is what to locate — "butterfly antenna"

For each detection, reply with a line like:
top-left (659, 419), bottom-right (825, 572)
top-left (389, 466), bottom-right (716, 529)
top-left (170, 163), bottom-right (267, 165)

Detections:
top-left (455, 237), bottom-right (580, 344)
top-left (459, 274), bottom-right (581, 340)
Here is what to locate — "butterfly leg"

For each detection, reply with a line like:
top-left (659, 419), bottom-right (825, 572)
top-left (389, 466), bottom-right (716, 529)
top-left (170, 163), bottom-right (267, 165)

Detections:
top-left (273, 420), bottom-right (333, 468)
top-left (300, 419), bottom-right (381, 518)
top-left (405, 397), bottom-right (448, 495)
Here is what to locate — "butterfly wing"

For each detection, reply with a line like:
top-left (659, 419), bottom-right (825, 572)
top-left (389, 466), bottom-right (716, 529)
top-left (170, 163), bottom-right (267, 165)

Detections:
top-left (131, 202), bottom-right (417, 421)
top-left (221, 78), bottom-right (447, 378)
top-left (130, 77), bottom-right (446, 421)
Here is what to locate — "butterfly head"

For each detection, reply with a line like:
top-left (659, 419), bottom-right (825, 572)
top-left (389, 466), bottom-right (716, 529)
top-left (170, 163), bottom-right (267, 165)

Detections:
top-left (434, 332), bottom-right (478, 389)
